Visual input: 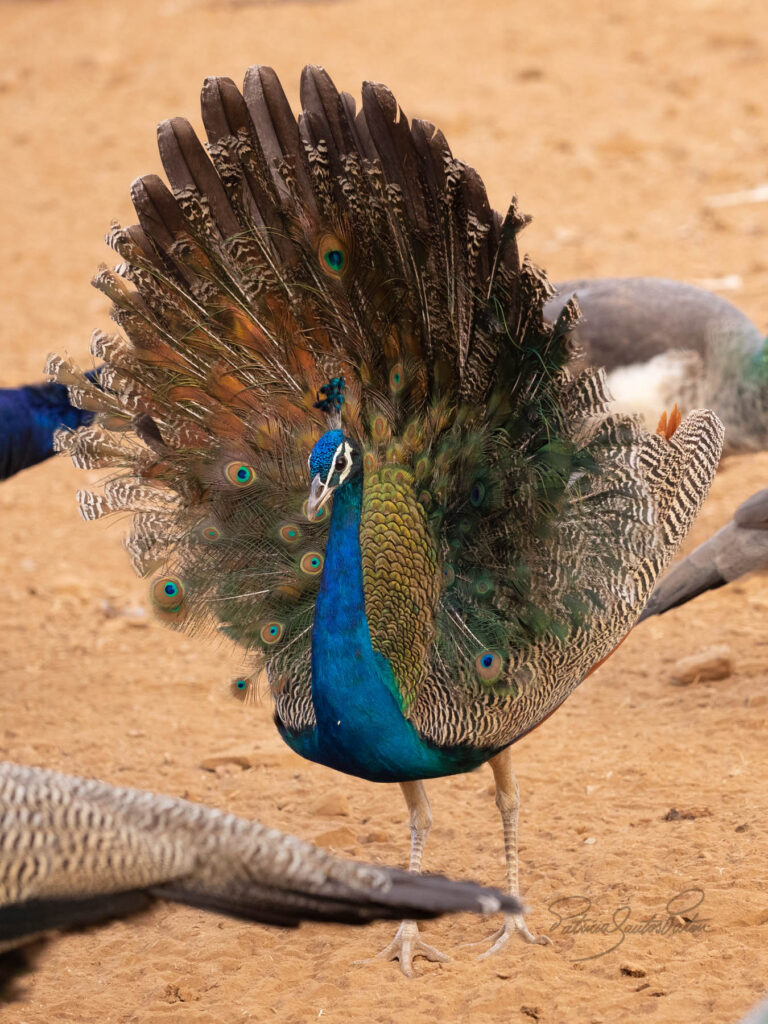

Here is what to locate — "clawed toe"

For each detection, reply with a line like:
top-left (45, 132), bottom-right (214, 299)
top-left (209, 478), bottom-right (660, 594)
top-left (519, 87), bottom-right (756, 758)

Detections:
top-left (474, 913), bottom-right (551, 960)
top-left (356, 913), bottom-right (550, 974)
top-left (355, 919), bottom-right (451, 977)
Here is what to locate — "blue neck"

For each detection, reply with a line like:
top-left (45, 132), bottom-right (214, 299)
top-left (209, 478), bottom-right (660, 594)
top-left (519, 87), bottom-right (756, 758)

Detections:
top-left (310, 474), bottom-right (403, 735)
top-left (276, 472), bottom-right (495, 782)
top-left (314, 474), bottom-right (370, 654)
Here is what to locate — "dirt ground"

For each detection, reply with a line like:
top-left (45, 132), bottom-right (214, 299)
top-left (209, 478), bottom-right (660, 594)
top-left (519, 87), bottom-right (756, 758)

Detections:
top-left (1, 0), bottom-right (767, 1021)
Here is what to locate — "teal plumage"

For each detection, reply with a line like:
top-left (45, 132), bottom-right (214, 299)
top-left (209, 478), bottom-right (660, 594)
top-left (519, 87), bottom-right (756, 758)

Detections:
top-left (49, 65), bottom-right (724, 971)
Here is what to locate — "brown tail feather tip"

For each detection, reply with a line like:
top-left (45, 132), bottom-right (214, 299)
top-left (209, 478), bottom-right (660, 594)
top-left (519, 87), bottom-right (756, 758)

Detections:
top-left (656, 403), bottom-right (682, 441)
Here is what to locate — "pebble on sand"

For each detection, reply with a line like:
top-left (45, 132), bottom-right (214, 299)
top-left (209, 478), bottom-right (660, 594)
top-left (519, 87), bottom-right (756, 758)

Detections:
top-left (310, 792), bottom-right (352, 817)
top-left (199, 753), bottom-right (254, 772)
top-left (670, 645), bottom-right (733, 685)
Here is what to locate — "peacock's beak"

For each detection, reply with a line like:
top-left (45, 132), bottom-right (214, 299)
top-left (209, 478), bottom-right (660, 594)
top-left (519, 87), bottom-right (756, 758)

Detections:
top-left (306, 474), bottom-right (331, 521)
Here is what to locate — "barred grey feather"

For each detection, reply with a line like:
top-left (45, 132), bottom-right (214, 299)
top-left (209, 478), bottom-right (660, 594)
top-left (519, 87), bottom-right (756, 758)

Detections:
top-left (0, 763), bottom-right (519, 963)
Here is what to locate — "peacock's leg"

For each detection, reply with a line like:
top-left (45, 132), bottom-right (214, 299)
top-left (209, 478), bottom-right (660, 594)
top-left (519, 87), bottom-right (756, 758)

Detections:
top-left (357, 779), bottom-right (451, 976)
top-left (474, 746), bottom-right (551, 958)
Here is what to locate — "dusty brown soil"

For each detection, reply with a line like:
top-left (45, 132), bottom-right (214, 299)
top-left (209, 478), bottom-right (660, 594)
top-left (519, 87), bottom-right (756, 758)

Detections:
top-left (1, 0), bottom-right (767, 1021)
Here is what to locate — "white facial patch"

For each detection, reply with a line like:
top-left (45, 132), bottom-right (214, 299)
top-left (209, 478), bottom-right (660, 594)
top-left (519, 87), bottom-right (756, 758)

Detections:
top-left (339, 441), bottom-right (354, 485)
top-left (326, 440), bottom-right (354, 487)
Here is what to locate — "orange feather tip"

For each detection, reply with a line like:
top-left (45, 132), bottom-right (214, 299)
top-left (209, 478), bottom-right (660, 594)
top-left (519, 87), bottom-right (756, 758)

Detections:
top-left (656, 403), bottom-right (682, 441)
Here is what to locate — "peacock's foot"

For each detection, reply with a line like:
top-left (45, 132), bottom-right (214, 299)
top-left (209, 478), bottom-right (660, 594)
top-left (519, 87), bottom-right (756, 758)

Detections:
top-left (469, 911), bottom-right (551, 960)
top-left (355, 919), bottom-right (452, 977)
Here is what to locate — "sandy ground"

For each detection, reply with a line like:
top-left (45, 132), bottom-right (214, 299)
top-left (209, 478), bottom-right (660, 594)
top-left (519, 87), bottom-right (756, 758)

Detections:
top-left (1, 0), bottom-right (767, 1021)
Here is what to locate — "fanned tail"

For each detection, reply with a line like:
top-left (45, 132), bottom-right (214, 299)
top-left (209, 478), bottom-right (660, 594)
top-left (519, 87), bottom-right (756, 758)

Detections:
top-left (48, 65), bottom-right (724, 744)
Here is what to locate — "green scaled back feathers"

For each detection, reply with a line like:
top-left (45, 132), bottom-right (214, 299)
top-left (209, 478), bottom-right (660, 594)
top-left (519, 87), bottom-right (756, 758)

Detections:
top-left (48, 66), bottom-right (724, 750)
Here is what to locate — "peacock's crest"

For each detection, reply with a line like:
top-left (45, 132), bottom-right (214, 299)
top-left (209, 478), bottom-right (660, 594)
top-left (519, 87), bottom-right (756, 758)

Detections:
top-left (314, 376), bottom-right (346, 425)
top-left (49, 66), bottom-right (723, 749)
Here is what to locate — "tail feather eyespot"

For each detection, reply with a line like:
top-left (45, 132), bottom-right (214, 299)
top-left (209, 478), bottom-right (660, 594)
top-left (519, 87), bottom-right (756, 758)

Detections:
top-left (299, 551), bottom-right (324, 576)
top-left (473, 574), bottom-right (494, 598)
top-left (151, 575), bottom-right (185, 611)
top-left (317, 233), bottom-right (348, 278)
top-left (224, 462), bottom-right (256, 488)
top-left (389, 362), bottom-right (405, 394)
top-left (279, 524), bottom-right (303, 544)
top-left (475, 650), bottom-right (503, 682)
top-left (259, 621), bottom-right (284, 645)
top-left (372, 415), bottom-right (390, 443)
top-left (302, 498), bottom-right (328, 522)
top-left (470, 481), bottom-right (486, 507)
top-left (230, 675), bottom-right (258, 705)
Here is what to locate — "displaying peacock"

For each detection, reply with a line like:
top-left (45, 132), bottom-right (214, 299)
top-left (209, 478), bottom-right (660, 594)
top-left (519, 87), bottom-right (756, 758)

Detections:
top-left (48, 65), bottom-right (724, 973)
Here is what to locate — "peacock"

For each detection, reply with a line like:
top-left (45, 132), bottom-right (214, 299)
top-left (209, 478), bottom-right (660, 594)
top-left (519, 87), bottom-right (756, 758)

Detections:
top-left (0, 379), bottom-right (93, 479)
top-left (0, 762), bottom-right (519, 997)
top-left (46, 65), bottom-right (724, 973)
top-left (638, 485), bottom-right (768, 619)
top-left (2, 278), bottom-right (759, 481)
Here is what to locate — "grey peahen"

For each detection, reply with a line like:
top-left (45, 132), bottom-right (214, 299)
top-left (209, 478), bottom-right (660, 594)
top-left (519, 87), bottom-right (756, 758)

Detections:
top-left (48, 65), bottom-right (724, 973)
top-left (638, 486), bottom-right (768, 619)
top-left (0, 761), bottom-right (520, 995)
top-left (737, 997), bottom-right (768, 1024)
top-left (545, 278), bottom-right (768, 454)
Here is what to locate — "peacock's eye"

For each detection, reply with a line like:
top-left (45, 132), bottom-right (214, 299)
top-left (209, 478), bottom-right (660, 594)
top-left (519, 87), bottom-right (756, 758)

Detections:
top-left (299, 551), bottom-right (324, 576)
top-left (475, 650), bottom-right (503, 683)
top-left (389, 362), bottom-right (405, 394)
top-left (470, 481), bottom-right (486, 507)
top-left (260, 621), bottom-right (284, 645)
top-left (279, 524), bottom-right (303, 545)
top-left (324, 249), bottom-right (345, 272)
top-left (335, 455), bottom-right (347, 471)
top-left (224, 462), bottom-right (256, 488)
top-left (151, 575), bottom-right (185, 610)
top-left (302, 498), bottom-right (327, 522)
top-left (317, 233), bottom-right (348, 278)
top-left (230, 676), bottom-right (255, 703)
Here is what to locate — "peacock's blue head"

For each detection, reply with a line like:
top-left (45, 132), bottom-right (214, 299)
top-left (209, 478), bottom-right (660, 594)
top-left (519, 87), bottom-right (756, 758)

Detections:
top-left (306, 429), bottom-right (362, 520)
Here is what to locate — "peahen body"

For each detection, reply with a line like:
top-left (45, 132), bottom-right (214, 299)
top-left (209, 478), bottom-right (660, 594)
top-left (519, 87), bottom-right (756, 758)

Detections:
top-left (545, 278), bottom-right (768, 453)
top-left (0, 762), bottom-right (519, 996)
top-left (47, 65), bottom-right (724, 972)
